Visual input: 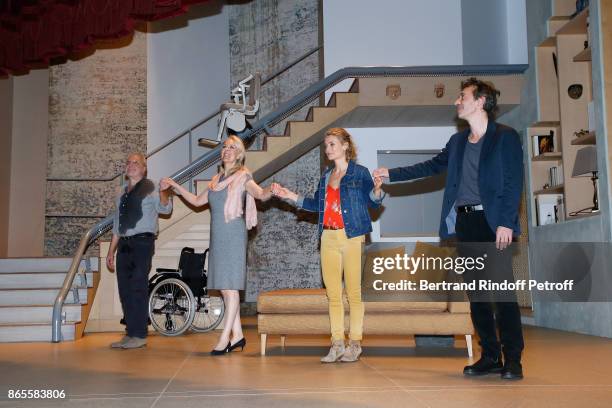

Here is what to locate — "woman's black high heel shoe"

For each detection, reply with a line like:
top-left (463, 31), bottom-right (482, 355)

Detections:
top-left (228, 338), bottom-right (246, 352)
top-left (210, 342), bottom-right (231, 356)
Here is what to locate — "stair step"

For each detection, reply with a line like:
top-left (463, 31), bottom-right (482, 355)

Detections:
top-left (0, 305), bottom-right (81, 324)
top-left (0, 272), bottom-right (94, 289)
top-left (175, 232), bottom-right (210, 240)
top-left (0, 323), bottom-right (75, 342)
top-left (0, 257), bottom-right (98, 273)
top-left (0, 289), bottom-right (88, 306)
top-left (264, 135), bottom-right (291, 151)
top-left (160, 240), bottom-right (209, 249)
top-left (188, 224), bottom-right (210, 232)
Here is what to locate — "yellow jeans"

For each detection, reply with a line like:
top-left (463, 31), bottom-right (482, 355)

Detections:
top-left (320, 229), bottom-right (365, 342)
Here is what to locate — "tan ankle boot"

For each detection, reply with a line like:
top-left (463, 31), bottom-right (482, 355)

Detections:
top-left (340, 340), bottom-right (362, 362)
top-left (320, 340), bottom-right (345, 363)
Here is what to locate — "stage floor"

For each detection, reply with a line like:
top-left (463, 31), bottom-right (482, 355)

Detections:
top-left (1, 318), bottom-right (611, 407)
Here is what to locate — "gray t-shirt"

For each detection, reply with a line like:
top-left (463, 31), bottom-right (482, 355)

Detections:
top-left (456, 136), bottom-right (485, 207)
top-left (111, 178), bottom-right (173, 237)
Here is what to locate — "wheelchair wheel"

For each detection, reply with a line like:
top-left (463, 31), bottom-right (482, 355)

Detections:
top-left (190, 294), bottom-right (225, 333)
top-left (149, 278), bottom-right (196, 336)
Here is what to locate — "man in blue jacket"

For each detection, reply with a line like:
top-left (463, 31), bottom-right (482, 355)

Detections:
top-left (374, 78), bottom-right (525, 380)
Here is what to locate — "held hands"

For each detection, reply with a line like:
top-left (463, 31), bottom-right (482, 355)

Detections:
top-left (373, 176), bottom-right (383, 198)
top-left (372, 167), bottom-right (389, 179)
top-left (271, 182), bottom-right (295, 201)
top-left (270, 182), bottom-right (286, 198)
top-left (371, 168), bottom-right (387, 199)
top-left (160, 177), bottom-right (178, 192)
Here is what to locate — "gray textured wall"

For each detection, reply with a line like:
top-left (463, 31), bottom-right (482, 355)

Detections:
top-left (46, 32), bottom-right (147, 256)
top-left (227, 0), bottom-right (323, 302)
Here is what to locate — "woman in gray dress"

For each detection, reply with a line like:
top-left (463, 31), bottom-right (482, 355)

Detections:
top-left (162, 135), bottom-right (272, 354)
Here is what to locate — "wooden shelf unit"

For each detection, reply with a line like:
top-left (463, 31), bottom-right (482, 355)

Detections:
top-left (530, 7), bottom-right (597, 226)
top-left (534, 185), bottom-right (564, 195)
top-left (573, 47), bottom-right (592, 62)
top-left (571, 131), bottom-right (596, 145)
top-left (532, 152), bottom-right (563, 161)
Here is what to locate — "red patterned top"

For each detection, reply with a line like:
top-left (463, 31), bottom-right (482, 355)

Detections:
top-left (323, 185), bottom-right (344, 229)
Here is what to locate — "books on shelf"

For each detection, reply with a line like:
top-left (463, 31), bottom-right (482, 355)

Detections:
top-left (548, 164), bottom-right (564, 187)
top-left (536, 194), bottom-right (565, 226)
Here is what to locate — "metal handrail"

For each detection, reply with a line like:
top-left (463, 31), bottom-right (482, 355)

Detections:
top-left (46, 45), bottom-right (323, 183)
top-left (52, 230), bottom-right (91, 342)
top-left (51, 63), bottom-right (527, 342)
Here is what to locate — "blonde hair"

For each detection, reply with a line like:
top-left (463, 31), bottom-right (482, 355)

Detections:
top-left (220, 135), bottom-right (246, 176)
top-left (325, 127), bottom-right (357, 161)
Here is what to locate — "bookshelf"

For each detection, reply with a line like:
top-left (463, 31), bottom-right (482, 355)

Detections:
top-left (529, 5), bottom-right (598, 226)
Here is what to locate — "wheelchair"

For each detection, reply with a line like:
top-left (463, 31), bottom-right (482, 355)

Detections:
top-left (147, 247), bottom-right (225, 336)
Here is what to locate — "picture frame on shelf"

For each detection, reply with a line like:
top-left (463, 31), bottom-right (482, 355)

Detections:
top-left (533, 130), bottom-right (555, 155)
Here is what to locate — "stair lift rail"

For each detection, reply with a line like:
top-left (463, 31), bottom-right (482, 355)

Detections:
top-left (52, 63), bottom-right (527, 342)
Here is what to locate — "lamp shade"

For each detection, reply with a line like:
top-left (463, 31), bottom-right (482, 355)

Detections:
top-left (572, 146), bottom-right (598, 177)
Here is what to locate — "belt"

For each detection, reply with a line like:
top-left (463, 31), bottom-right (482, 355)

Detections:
top-left (120, 232), bottom-right (155, 240)
top-left (323, 225), bottom-right (344, 230)
top-left (457, 204), bottom-right (484, 213)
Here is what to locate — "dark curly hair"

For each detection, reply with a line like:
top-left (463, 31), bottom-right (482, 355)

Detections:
top-left (461, 77), bottom-right (500, 118)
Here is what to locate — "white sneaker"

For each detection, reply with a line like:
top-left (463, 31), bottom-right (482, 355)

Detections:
top-left (121, 337), bottom-right (147, 349)
top-left (110, 336), bottom-right (130, 349)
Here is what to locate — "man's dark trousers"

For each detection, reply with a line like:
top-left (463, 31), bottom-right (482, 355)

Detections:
top-left (116, 235), bottom-right (155, 339)
top-left (456, 210), bottom-right (524, 362)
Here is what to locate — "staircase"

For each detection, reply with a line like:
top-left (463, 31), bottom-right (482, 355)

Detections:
top-left (0, 258), bottom-right (99, 342)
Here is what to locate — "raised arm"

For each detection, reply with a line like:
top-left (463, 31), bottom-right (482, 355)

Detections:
top-left (157, 180), bottom-right (173, 214)
top-left (161, 177), bottom-right (209, 207)
top-left (273, 181), bottom-right (320, 212)
top-left (373, 139), bottom-right (451, 183)
top-left (245, 179), bottom-right (273, 201)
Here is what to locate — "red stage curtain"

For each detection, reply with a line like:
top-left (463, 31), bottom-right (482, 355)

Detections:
top-left (0, 0), bottom-right (209, 76)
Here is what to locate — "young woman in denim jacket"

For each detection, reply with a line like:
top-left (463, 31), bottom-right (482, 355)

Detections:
top-left (272, 127), bottom-right (384, 363)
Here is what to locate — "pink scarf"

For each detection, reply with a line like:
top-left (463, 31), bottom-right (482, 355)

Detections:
top-left (206, 169), bottom-right (257, 230)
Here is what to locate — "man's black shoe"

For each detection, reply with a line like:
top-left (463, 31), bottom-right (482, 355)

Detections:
top-left (463, 357), bottom-right (503, 376)
top-left (501, 360), bottom-right (523, 380)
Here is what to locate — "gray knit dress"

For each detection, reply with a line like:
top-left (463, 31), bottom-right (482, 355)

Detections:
top-left (206, 182), bottom-right (248, 290)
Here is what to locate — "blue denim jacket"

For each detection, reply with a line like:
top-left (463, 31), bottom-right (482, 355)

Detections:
top-left (296, 160), bottom-right (384, 238)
